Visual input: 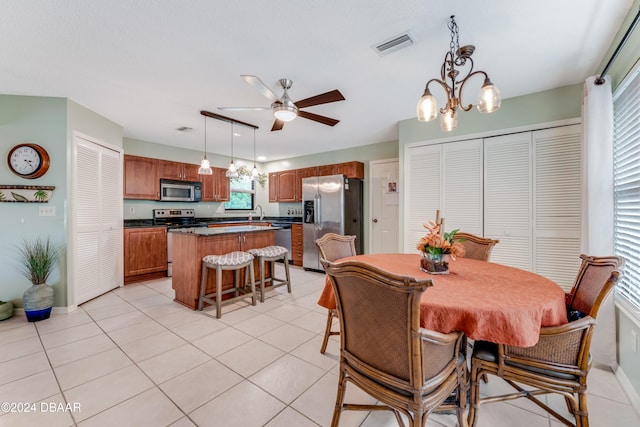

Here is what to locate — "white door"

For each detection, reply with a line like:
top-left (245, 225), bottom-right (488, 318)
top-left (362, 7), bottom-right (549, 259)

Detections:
top-left (370, 159), bottom-right (400, 253)
top-left (71, 134), bottom-right (123, 305)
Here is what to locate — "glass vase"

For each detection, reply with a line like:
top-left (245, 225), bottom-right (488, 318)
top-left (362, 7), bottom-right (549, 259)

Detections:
top-left (420, 253), bottom-right (450, 275)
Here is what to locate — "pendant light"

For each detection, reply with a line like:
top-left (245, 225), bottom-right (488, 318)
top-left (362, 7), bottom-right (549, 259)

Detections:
top-left (416, 15), bottom-right (501, 131)
top-left (251, 128), bottom-right (259, 180)
top-left (198, 115), bottom-right (213, 175)
top-left (225, 122), bottom-right (238, 178)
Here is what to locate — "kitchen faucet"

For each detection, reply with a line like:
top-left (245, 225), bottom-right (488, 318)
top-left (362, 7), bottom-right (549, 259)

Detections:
top-left (255, 204), bottom-right (264, 221)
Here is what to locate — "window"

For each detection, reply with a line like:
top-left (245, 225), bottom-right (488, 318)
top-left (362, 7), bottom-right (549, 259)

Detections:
top-left (613, 62), bottom-right (640, 311)
top-left (225, 175), bottom-right (254, 210)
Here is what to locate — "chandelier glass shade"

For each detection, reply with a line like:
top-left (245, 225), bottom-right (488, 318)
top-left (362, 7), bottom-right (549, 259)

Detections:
top-left (198, 116), bottom-right (213, 175)
top-left (416, 15), bottom-right (501, 131)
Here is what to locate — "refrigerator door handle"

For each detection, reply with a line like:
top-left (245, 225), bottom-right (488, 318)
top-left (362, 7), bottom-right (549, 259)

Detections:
top-left (316, 194), bottom-right (322, 230)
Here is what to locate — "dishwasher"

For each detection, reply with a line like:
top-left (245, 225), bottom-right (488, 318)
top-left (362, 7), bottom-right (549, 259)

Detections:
top-left (271, 223), bottom-right (292, 262)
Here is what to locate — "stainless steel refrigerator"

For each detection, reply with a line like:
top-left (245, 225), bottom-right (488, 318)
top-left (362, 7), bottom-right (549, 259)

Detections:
top-left (302, 174), bottom-right (363, 271)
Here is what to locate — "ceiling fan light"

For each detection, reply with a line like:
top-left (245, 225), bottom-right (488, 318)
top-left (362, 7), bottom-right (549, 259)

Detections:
top-left (198, 158), bottom-right (212, 175)
top-left (273, 105), bottom-right (298, 122)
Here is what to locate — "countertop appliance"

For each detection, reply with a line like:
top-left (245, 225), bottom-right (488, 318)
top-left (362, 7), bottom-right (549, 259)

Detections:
top-left (302, 174), bottom-right (362, 271)
top-left (160, 179), bottom-right (202, 202)
top-left (153, 209), bottom-right (208, 276)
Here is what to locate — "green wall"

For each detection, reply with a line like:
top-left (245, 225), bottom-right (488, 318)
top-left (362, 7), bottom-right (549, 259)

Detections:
top-left (0, 95), bottom-right (122, 309)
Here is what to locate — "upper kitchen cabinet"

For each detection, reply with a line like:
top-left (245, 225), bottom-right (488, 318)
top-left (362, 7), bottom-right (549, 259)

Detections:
top-left (123, 154), bottom-right (159, 200)
top-left (336, 161), bottom-right (364, 179)
top-left (296, 167), bottom-right (318, 202)
top-left (201, 167), bottom-right (230, 201)
top-left (317, 161), bottom-right (364, 179)
top-left (159, 160), bottom-right (200, 182)
top-left (268, 172), bottom-right (279, 202)
top-left (277, 170), bottom-right (297, 202)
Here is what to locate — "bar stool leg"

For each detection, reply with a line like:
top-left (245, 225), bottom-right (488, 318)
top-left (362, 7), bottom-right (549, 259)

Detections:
top-left (215, 265), bottom-right (223, 319)
top-left (198, 263), bottom-right (208, 311)
top-left (283, 253), bottom-right (291, 293)
top-left (259, 256), bottom-right (266, 303)
top-left (248, 262), bottom-right (257, 305)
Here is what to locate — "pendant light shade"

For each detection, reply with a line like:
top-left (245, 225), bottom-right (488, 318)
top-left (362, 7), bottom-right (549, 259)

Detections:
top-left (226, 122), bottom-right (238, 178)
top-left (198, 116), bottom-right (213, 175)
top-left (251, 128), bottom-right (259, 180)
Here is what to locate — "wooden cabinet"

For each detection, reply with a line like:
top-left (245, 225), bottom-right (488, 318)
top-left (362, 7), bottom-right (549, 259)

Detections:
top-left (268, 172), bottom-right (279, 202)
top-left (159, 160), bottom-right (200, 181)
top-left (318, 164), bottom-right (336, 176)
top-left (124, 227), bottom-right (167, 283)
top-left (291, 223), bottom-right (303, 266)
top-left (277, 170), bottom-right (297, 202)
top-left (201, 167), bottom-right (230, 201)
top-left (123, 155), bottom-right (159, 200)
top-left (336, 161), bottom-right (365, 179)
top-left (295, 167), bottom-right (318, 202)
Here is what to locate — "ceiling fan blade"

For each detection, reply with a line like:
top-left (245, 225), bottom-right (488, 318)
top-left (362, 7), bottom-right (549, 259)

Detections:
top-left (297, 110), bottom-right (340, 127)
top-left (295, 90), bottom-right (345, 109)
top-left (271, 119), bottom-right (285, 131)
top-left (241, 75), bottom-right (280, 103)
top-left (217, 107), bottom-right (271, 111)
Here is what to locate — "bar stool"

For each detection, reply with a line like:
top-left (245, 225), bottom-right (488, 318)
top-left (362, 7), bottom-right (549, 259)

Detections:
top-left (247, 246), bottom-right (291, 302)
top-left (198, 251), bottom-right (256, 318)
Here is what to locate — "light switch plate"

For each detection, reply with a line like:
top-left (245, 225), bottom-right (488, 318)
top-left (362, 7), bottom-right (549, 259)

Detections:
top-left (39, 206), bottom-right (56, 216)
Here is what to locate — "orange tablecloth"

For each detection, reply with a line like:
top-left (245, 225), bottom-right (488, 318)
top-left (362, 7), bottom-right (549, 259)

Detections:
top-left (317, 254), bottom-right (568, 347)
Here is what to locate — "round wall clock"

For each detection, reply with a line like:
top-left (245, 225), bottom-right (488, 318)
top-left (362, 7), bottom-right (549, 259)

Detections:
top-left (7, 143), bottom-right (51, 179)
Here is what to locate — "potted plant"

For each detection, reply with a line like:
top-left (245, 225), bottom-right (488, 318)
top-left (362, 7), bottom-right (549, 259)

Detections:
top-left (16, 236), bottom-right (62, 322)
top-left (416, 216), bottom-right (465, 275)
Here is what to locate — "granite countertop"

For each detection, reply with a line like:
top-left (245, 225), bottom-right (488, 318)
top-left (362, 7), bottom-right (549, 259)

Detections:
top-left (124, 216), bottom-right (302, 228)
top-left (168, 225), bottom-right (280, 235)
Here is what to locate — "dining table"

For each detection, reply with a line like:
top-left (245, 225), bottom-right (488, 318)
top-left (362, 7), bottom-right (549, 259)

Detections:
top-left (317, 253), bottom-right (569, 347)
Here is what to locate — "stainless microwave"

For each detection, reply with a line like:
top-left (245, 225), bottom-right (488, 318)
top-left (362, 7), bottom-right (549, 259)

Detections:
top-left (160, 179), bottom-right (202, 202)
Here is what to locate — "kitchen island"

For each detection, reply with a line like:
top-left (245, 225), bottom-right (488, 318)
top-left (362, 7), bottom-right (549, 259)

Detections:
top-left (170, 225), bottom-right (278, 309)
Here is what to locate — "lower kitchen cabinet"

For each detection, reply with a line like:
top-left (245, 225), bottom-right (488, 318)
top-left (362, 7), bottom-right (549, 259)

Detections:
top-left (124, 227), bottom-right (167, 284)
top-left (291, 223), bottom-right (303, 266)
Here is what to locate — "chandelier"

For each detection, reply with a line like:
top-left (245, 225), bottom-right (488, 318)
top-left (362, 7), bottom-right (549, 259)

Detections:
top-left (416, 15), bottom-right (501, 131)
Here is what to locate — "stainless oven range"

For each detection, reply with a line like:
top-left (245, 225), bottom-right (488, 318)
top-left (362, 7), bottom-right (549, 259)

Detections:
top-left (153, 209), bottom-right (208, 277)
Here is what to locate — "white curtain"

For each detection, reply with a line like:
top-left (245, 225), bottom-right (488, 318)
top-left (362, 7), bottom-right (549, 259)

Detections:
top-left (581, 75), bottom-right (615, 369)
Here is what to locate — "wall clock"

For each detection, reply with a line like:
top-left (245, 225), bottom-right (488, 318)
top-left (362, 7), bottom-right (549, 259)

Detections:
top-left (7, 143), bottom-right (51, 179)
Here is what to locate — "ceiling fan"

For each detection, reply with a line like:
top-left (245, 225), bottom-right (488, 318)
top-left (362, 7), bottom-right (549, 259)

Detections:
top-left (218, 75), bottom-right (345, 131)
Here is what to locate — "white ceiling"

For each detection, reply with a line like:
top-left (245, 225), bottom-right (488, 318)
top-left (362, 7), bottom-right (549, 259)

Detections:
top-left (0, 0), bottom-right (634, 162)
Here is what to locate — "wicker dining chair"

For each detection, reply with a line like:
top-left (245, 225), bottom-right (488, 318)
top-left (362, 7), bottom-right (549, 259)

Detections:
top-left (322, 259), bottom-right (468, 427)
top-left (454, 232), bottom-right (499, 262)
top-left (468, 254), bottom-right (625, 427)
top-left (315, 233), bottom-right (357, 354)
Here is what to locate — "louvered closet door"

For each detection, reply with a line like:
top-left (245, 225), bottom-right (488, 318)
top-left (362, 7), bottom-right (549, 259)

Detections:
top-left (442, 139), bottom-right (483, 235)
top-left (484, 132), bottom-right (532, 270)
top-left (73, 135), bottom-right (123, 305)
top-left (533, 125), bottom-right (582, 290)
top-left (404, 144), bottom-right (441, 252)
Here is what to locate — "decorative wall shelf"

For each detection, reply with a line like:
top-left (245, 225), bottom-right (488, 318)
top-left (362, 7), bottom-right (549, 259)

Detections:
top-left (0, 185), bottom-right (55, 203)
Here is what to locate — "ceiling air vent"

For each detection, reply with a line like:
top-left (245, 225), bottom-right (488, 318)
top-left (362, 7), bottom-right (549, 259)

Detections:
top-left (373, 32), bottom-right (414, 56)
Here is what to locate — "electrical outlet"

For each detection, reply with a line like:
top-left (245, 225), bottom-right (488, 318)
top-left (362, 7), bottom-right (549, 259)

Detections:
top-left (632, 330), bottom-right (637, 354)
top-left (129, 207), bottom-right (135, 214)
top-left (38, 206), bottom-right (55, 216)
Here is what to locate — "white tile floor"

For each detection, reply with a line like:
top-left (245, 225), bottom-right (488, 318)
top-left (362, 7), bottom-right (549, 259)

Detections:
top-left (1, 265), bottom-right (639, 426)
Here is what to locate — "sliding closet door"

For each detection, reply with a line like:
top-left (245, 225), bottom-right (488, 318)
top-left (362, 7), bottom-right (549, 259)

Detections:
top-left (484, 132), bottom-right (532, 270)
top-left (533, 124), bottom-right (582, 289)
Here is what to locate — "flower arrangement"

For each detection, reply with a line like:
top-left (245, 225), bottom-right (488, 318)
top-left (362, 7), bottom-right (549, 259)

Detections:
top-left (230, 165), bottom-right (268, 188)
top-left (416, 215), bottom-right (465, 260)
